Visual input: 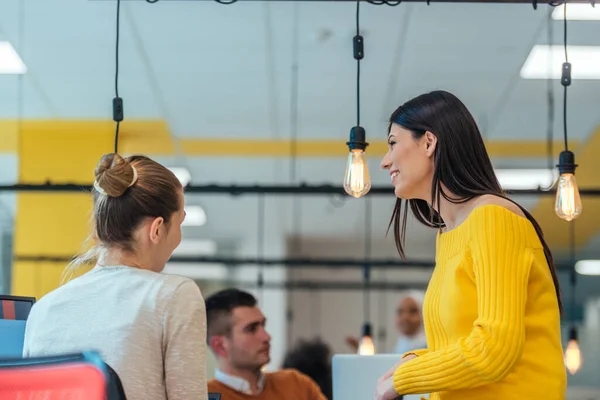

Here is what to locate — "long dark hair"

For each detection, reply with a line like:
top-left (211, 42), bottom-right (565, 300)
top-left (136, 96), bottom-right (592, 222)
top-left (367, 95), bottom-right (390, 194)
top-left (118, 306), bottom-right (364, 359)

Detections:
top-left (387, 90), bottom-right (562, 311)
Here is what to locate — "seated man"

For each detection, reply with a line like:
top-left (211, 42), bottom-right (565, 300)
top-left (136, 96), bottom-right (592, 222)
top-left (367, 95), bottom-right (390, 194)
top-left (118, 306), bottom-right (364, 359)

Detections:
top-left (206, 288), bottom-right (327, 400)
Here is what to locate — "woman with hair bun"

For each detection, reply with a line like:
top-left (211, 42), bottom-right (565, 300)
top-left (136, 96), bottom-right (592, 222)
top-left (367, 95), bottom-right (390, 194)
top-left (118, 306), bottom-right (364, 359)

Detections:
top-left (23, 153), bottom-right (208, 400)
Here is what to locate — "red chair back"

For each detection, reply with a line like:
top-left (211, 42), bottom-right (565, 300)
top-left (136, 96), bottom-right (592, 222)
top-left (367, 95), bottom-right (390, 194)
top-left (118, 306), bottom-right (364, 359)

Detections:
top-left (0, 361), bottom-right (106, 400)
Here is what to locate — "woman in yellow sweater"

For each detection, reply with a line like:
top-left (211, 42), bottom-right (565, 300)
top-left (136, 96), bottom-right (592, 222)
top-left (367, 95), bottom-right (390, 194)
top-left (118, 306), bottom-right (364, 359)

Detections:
top-left (375, 90), bottom-right (567, 400)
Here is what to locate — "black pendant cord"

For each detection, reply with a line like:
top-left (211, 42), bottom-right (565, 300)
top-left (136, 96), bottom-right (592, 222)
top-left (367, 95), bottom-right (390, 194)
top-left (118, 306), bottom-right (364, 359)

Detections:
top-left (346, 0), bottom-right (368, 160)
top-left (377, 271), bottom-right (387, 346)
top-left (569, 222), bottom-right (576, 324)
top-left (363, 196), bottom-right (372, 326)
top-left (561, 1), bottom-right (569, 153)
top-left (257, 194), bottom-right (266, 304)
top-left (287, 1), bottom-right (300, 346)
top-left (546, 6), bottom-right (554, 174)
top-left (355, 0), bottom-right (361, 128)
top-left (113, 0), bottom-right (123, 154)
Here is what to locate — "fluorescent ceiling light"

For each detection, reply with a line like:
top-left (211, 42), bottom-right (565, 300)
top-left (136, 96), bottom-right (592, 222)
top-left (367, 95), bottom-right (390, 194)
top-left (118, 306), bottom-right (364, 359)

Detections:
top-left (183, 205), bottom-right (207, 226)
top-left (173, 239), bottom-right (217, 256)
top-left (575, 260), bottom-right (600, 276)
top-left (495, 168), bottom-right (556, 190)
top-left (552, 4), bottom-right (600, 20)
top-left (521, 45), bottom-right (600, 80)
top-left (0, 42), bottom-right (26, 74)
top-left (168, 167), bottom-right (191, 187)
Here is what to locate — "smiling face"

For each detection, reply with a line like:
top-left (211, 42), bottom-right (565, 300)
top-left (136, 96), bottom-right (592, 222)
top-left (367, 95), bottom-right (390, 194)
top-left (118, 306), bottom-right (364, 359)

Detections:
top-left (380, 123), bottom-right (437, 201)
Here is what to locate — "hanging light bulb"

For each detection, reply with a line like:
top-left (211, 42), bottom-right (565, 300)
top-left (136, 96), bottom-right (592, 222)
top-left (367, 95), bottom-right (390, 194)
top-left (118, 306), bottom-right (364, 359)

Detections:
top-left (564, 326), bottom-right (582, 375)
top-left (555, 150), bottom-right (582, 221)
top-left (344, 126), bottom-right (371, 198)
top-left (357, 322), bottom-right (375, 355)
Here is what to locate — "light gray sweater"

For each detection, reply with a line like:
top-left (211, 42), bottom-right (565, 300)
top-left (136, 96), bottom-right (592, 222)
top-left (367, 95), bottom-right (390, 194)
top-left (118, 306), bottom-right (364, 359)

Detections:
top-left (23, 265), bottom-right (208, 400)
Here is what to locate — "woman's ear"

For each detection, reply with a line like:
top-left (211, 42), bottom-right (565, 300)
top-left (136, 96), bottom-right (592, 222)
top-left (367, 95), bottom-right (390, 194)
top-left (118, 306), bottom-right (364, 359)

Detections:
top-left (424, 131), bottom-right (437, 158)
top-left (148, 217), bottom-right (165, 244)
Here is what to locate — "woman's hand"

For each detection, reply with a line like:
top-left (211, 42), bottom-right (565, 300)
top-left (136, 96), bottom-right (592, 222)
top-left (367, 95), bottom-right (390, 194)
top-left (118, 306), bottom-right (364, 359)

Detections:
top-left (374, 354), bottom-right (417, 400)
top-left (377, 354), bottom-right (417, 384)
top-left (374, 376), bottom-right (401, 400)
top-left (345, 336), bottom-right (359, 352)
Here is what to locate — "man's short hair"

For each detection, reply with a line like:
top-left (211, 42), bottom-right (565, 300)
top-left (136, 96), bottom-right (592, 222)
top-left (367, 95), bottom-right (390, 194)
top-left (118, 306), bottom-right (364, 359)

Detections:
top-left (205, 288), bottom-right (257, 342)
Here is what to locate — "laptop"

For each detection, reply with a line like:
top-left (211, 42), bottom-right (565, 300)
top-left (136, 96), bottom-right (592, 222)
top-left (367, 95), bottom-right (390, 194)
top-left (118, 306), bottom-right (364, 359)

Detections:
top-left (332, 354), bottom-right (429, 400)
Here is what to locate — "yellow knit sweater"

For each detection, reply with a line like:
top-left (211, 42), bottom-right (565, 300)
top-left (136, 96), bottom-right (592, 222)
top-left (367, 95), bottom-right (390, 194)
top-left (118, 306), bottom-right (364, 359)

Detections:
top-left (393, 204), bottom-right (566, 400)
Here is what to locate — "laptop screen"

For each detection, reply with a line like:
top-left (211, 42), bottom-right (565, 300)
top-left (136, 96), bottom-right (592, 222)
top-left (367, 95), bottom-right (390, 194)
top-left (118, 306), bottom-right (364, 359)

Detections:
top-left (332, 354), bottom-right (428, 400)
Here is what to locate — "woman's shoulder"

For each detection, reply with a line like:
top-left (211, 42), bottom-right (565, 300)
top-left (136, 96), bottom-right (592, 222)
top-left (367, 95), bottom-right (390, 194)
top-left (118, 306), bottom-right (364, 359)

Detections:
top-left (157, 274), bottom-right (205, 314)
top-left (459, 195), bottom-right (535, 241)
top-left (464, 195), bottom-right (539, 247)
top-left (158, 274), bottom-right (202, 297)
top-left (469, 194), bottom-right (526, 219)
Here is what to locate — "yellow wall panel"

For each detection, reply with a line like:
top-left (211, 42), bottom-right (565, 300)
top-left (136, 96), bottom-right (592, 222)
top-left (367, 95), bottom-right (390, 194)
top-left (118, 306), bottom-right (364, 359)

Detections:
top-left (12, 122), bottom-right (113, 299)
top-left (11, 263), bottom-right (37, 297)
top-left (0, 118), bottom-right (580, 158)
top-left (14, 194), bottom-right (93, 256)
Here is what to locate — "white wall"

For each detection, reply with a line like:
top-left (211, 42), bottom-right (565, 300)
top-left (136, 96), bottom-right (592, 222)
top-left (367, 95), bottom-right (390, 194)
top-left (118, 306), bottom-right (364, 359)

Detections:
top-left (232, 233), bottom-right (288, 372)
top-left (287, 237), bottom-right (432, 355)
top-left (564, 298), bottom-right (600, 390)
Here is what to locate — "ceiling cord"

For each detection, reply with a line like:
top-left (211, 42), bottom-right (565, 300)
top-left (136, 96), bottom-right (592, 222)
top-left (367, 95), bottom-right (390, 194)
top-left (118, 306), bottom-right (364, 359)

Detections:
top-left (561, 2), bottom-right (570, 153)
top-left (366, 0), bottom-right (402, 6)
top-left (145, 0), bottom-right (238, 3)
top-left (355, 0), bottom-right (361, 127)
top-left (113, 0), bottom-right (123, 154)
top-left (546, 7), bottom-right (555, 174)
top-left (257, 194), bottom-right (266, 304)
top-left (569, 222), bottom-right (576, 323)
top-left (363, 196), bottom-right (372, 324)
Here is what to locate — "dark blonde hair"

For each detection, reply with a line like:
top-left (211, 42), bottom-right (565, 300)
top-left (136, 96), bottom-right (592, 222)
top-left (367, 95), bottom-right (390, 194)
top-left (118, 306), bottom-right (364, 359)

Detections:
top-left (65, 153), bottom-right (182, 278)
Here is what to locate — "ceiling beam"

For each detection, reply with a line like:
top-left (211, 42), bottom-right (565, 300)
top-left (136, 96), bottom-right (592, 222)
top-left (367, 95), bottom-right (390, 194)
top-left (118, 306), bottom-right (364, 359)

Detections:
top-left (142, 0), bottom-right (595, 4)
top-left (3, 183), bottom-right (600, 197)
top-left (339, 0), bottom-right (592, 2)
top-left (14, 254), bottom-right (579, 271)
top-left (225, 0), bottom-right (596, 3)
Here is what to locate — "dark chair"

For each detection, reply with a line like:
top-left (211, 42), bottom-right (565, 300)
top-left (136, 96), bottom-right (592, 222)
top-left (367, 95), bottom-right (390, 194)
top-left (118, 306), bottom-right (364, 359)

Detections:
top-left (106, 362), bottom-right (128, 400)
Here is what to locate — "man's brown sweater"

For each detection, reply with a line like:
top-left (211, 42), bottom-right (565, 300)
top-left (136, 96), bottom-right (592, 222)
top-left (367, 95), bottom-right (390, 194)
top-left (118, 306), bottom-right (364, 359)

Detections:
top-left (208, 369), bottom-right (328, 400)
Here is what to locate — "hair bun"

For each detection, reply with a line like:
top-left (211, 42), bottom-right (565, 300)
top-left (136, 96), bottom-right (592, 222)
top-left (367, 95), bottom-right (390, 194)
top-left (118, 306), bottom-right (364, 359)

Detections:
top-left (94, 153), bottom-right (136, 197)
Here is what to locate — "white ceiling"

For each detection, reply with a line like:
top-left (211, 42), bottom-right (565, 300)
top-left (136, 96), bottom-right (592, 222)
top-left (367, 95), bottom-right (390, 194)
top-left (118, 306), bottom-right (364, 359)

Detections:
top-left (0, 0), bottom-right (598, 140)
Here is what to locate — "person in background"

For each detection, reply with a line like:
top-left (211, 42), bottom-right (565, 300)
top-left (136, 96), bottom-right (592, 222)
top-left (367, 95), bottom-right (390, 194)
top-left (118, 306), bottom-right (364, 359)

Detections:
top-left (282, 338), bottom-right (333, 400)
top-left (205, 288), bottom-right (327, 400)
top-left (392, 290), bottom-right (427, 355)
top-left (23, 153), bottom-right (208, 400)
top-left (374, 90), bottom-right (566, 400)
top-left (345, 290), bottom-right (427, 355)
